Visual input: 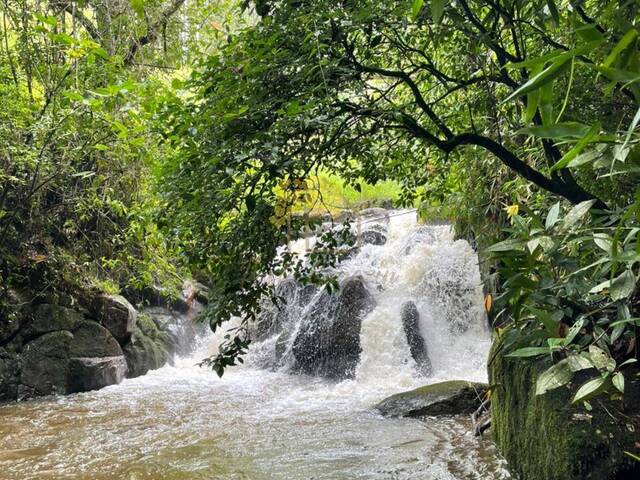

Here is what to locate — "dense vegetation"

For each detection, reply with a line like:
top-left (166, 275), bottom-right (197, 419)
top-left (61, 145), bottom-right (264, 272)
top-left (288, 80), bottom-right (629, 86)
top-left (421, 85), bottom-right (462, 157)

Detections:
top-left (161, 0), bottom-right (640, 406)
top-left (2, 0), bottom-right (639, 418)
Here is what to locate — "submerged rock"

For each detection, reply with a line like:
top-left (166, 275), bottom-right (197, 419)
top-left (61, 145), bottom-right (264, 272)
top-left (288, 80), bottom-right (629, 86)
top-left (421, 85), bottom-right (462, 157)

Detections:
top-left (374, 380), bottom-right (488, 417)
top-left (400, 301), bottom-right (432, 376)
top-left (358, 229), bottom-right (387, 246)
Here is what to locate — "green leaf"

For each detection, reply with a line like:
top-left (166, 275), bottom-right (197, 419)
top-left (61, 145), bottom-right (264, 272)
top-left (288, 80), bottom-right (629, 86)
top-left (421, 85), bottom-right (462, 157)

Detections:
top-left (517, 122), bottom-right (590, 140)
top-left (431, 0), bottom-right (446, 24)
top-left (34, 13), bottom-right (57, 27)
top-left (594, 66), bottom-right (640, 85)
top-left (536, 358), bottom-right (575, 395)
top-left (563, 317), bottom-right (585, 346)
top-left (572, 376), bottom-right (607, 404)
top-left (622, 105), bottom-right (640, 153)
top-left (505, 347), bottom-right (552, 358)
top-left (613, 372), bottom-right (625, 393)
top-left (550, 122), bottom-right (601, 171)
top-left (485, 239), bottom-right (524, 253)
top-left (566, 150), bottom-right (603, 169)
top-left (412, 0), bottom-right (425, 19)
top-left (507, 41), bottom-right (603, 69)
top-left (545, 202), bottom-right (560, 229)
top-left (593, 233), bottom-right (614, 254)
top-left (546, 0), bottom-right (560, 24)
top-left (603, 28), bottom-right (638, 68)
top-left (130, 0), bottom-right (145, 18)
top-left (610, 269), bottom-right (636, 301)
top-left (504, 58), bottom-right (571, 103)
top-left (523, 91), bottom-right (539, 124)
top-left (562, 200), bottom-right (596, 230)
top-left (566, 353), bottom-right (594, 372)
top-left (589, 345), bottom-right (616, 372)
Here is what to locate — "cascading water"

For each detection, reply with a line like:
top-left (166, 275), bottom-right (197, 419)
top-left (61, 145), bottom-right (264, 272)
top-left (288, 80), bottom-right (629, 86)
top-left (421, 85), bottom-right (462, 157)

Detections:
top-left (249, 209), bottom-right (491, 396)
top-left (0, 210), bottom-right (509, 480)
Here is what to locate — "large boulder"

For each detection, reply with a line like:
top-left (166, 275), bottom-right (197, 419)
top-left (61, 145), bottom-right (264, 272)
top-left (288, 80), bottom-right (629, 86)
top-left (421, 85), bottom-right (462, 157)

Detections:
top-left (400, 301), bottom-right (432, 376)
top-left (123, 324), bottom-right (170, 378)
top-left (17, 318), bottom-right (124, 398)
top-left (70, 320), bottom-right (123, 357)
top-left (22, 304), bottom-right (83, 339)
top-left (292, 276), bottom-right (376, 379)
top-left (19, 330), bottom-right (74, 397)
top-left (92, 294), bottom-right (137, 344)
top-left (0, 348), bottom-right (20, 401)
top-left (490, 340), bottom-right (640, 480)
top-left (374, 380), bottom-right (488, 417)
top-left (68, 356), bottom-right (127, 392)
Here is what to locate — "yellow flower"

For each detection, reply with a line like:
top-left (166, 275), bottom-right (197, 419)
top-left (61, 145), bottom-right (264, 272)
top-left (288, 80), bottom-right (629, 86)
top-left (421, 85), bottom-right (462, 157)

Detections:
top-left (505, 204), bottom-right (519, 218)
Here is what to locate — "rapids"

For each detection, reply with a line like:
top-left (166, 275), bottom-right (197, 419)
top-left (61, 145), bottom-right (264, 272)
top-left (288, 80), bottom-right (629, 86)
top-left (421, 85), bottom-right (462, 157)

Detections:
top-left (0, 211), bottom-right (510, 479)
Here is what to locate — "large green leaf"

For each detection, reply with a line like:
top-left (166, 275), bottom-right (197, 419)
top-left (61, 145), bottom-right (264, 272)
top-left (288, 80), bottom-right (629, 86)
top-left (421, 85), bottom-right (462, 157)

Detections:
top-left (562, 200), bottom-right (596, 229)
top-left (485, 238), bottom-right (524, 253)
top-left (505, 347), bottom-right (552, 358)
top-left (603, 28), bottom-right (638, 68)
top-left (613, 372), bottom-right (625, 393)
top-left (412, 0), bottom-right (425, 18)
top-left (536, 358), bottom-right (575, 395)
top-left (431, 0), bottom-right (446, 23)
top-left (517, 122), bottom-right (590, 139)
top-left (610, 269), bottom-right (636, 301)
top-left (572, 375), bottom-right (608, 404)
top-left (550, 123), bottom-right (601, 171)
top-left (545, 202), bottom-right (561, 229)
top-left (588, 345), bottom-right (616, 372)
top-left (504, 59), bottom-right (570, 103)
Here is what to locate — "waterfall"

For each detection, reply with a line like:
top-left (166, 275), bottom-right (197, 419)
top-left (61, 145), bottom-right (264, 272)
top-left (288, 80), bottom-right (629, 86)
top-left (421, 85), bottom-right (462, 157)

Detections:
top-left (0, 210), bottom-right (508, 480)
top-left (247, 209), bottom-right (491, 395)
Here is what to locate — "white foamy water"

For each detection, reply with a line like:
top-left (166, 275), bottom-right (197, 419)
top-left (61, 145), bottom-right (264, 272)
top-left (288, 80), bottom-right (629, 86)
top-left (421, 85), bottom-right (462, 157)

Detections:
top-left (0, 211), bottom-right (508, 480)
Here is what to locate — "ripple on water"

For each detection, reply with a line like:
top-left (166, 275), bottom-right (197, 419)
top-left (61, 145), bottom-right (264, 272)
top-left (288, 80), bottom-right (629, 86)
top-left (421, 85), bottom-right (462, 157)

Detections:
top-left (0, 365), bottom-right (509, 480)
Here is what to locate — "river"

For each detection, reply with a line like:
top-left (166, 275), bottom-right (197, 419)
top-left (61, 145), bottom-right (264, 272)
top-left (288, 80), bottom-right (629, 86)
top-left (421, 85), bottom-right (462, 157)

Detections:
top-left (0, 211), bottom-right (510, 479)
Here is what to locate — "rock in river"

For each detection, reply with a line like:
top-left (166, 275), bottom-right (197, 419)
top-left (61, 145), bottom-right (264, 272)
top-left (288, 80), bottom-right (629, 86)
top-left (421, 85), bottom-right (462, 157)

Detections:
top-left (374, 380), bottom-right (488, 417)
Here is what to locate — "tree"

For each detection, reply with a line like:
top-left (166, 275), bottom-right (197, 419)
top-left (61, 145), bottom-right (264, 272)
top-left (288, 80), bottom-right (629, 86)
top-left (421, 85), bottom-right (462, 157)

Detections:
top-left (162, 0), bottom-right (640, 370)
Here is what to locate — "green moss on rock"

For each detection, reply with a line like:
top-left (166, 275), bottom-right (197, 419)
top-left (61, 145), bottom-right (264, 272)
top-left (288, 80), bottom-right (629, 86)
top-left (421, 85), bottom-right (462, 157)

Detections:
top-left (489, 338), bottom-right (640, 480)
top-left (374, 380), bottom-right (488, 417)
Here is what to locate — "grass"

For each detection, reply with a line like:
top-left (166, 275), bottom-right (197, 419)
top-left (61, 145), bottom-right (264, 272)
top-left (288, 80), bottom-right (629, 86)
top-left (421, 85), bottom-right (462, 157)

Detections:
top-left (293, 172), bottom-right (401, 217)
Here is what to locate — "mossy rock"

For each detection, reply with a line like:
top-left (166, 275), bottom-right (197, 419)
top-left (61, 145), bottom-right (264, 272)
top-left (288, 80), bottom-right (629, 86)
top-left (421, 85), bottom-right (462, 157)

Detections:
top-left (123, 326), bottom-right (170, 378)
top-left (19, 331), bottom-right (74, 396)
top-left (22, 304), bottom-right (83, 340)
top-left (490, 338), bottom-right (640, 480)
top-left (70, 320), bottom-right (123, 358)
top-left (374, 380), bottom-right (488, 417)
top-left (137, 313), bottom-right (160, 339)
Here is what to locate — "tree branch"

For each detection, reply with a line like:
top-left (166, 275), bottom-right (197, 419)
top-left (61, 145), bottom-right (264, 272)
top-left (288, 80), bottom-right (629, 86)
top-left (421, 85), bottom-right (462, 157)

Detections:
top-left (123, 0), bottom-right (187, 66)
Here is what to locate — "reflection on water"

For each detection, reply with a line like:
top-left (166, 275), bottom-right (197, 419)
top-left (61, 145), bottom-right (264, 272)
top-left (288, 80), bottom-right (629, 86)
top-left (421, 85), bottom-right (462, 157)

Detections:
top-left (0, 357), bottom-right (508, 480)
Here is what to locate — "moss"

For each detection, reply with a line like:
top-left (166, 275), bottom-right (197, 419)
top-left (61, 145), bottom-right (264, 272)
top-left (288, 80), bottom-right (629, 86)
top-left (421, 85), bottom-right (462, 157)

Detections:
top-left (137, 313), bottom-right (160, 339)
top-left (489, 338), bottom-right (640, 480)
top-left (374, 380), bottom-right (488, 417)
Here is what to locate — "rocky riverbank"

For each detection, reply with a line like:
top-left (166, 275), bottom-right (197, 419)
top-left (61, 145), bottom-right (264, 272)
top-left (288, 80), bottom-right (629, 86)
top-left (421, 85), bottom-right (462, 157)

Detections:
top-left (0, 283), bottom-right (208, 401)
